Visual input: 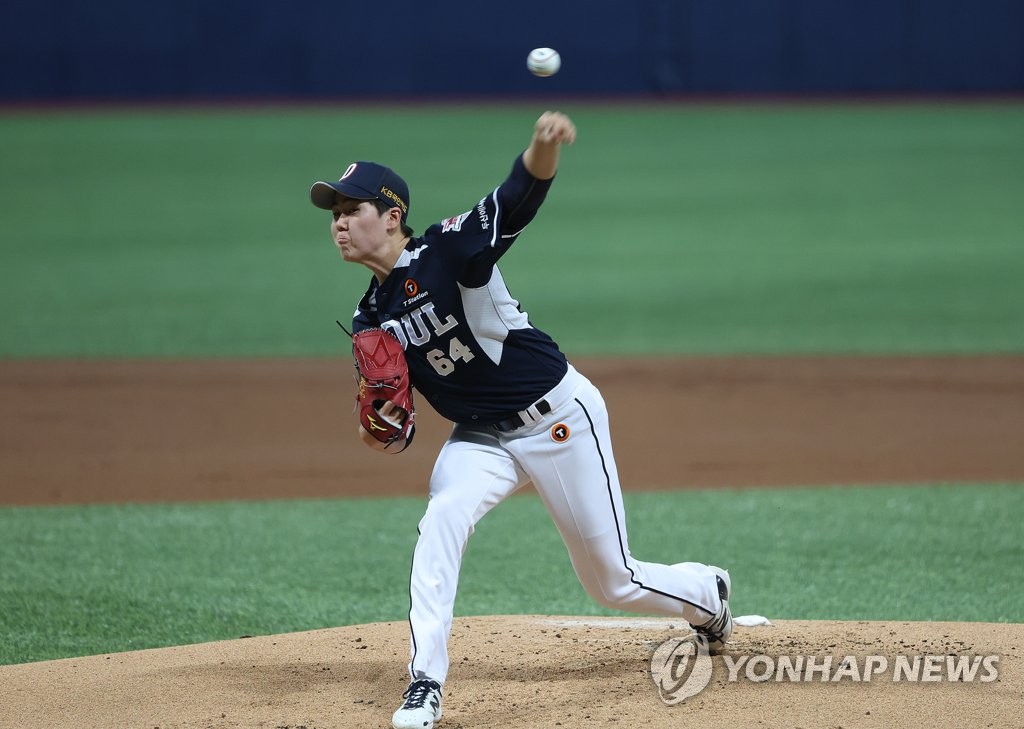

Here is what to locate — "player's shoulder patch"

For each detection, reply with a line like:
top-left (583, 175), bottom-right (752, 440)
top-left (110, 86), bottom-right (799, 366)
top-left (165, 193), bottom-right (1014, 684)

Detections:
top-left (441, 211), bottom-right (471, 233)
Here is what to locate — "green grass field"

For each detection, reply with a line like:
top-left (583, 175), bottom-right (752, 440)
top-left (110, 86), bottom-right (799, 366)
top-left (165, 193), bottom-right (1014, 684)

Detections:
top-left (1, 103), bottom-right (1022, 666)
top-left (1, 103), bottom-right (1022, 356)
top-left (1, 485), bottom-right (1021, 665)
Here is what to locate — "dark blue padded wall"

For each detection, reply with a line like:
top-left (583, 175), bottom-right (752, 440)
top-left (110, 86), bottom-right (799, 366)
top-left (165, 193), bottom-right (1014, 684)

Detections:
top-left (2, 0), bottom-right (1021, 101)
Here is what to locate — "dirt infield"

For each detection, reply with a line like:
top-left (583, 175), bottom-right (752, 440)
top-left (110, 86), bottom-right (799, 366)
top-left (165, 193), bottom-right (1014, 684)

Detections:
top-left (2, 356), bottom-right (1023, 727)
top-left (3, 356), bottom-right (1024, 505)
top-left (0, 617), bottom-right (1019, 728)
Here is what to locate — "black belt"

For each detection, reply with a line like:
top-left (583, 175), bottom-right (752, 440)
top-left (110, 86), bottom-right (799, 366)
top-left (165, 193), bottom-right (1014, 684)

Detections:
top-left (492, 399), bottom-right (552, 432)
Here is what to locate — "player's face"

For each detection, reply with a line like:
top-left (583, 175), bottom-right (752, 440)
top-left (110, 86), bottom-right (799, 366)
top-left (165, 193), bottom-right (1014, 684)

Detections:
top-left (330, 196), bottom-right (388, 263)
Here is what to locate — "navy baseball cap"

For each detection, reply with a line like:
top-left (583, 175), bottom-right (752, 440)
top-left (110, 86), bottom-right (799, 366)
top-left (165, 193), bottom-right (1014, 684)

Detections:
top-left (310, 161), bottom-right (410, 221)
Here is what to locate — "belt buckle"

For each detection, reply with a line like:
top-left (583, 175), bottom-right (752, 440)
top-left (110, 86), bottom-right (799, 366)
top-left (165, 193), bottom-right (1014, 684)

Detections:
top-left (523, 399), bottom-right (551, 424)
top-left (492, 415), bottom-right (519, 433)
top-left (498, 398), bottom-right (551, 432)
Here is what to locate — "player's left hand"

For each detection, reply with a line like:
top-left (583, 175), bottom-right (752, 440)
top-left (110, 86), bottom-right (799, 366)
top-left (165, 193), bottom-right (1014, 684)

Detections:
top-left (352, 328), bottom-right (416, 453)
top-left (358, 401), bottom-right (413, 453)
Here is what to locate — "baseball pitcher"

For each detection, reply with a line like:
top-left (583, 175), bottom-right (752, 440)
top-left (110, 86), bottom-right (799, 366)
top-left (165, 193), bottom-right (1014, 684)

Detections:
top-left (309, 111), bottom-right (733, 729)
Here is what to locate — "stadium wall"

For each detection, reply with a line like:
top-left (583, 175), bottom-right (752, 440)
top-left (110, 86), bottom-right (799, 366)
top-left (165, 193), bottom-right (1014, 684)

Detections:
top-left (2, 0), bottom-right (1021, 101)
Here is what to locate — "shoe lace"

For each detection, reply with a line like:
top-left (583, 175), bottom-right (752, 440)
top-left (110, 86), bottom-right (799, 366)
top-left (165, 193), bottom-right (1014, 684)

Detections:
top-left (695, 574), bottom-right (731, 640)
top-left (696, 608), bottom-right (730, 640)
top-left (401, 679), bottom-right (440, 709)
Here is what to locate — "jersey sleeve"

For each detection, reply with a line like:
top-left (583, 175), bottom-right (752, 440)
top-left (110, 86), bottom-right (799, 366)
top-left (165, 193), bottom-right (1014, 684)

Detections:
top-left (427, 153), bottom-right (555, 288)
top-left (496, 152), bottom-right (554, 238)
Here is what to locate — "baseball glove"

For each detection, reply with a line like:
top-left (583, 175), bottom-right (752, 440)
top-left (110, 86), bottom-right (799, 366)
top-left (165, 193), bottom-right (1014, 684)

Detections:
top-left (352, 328), bottom-right (415, 452)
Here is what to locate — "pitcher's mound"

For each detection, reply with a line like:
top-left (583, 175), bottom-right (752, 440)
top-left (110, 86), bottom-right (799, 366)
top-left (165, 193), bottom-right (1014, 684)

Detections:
top-left (0, 616), bottom-right (1018, 728)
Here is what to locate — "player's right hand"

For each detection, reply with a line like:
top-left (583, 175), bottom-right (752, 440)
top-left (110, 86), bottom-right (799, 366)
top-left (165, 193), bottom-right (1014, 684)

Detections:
top-left (534, 111), bottom-right (577, 146)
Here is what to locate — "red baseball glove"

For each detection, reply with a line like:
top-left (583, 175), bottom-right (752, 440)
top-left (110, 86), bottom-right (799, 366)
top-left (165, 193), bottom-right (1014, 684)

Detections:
top-left (352, 328), bottom-right (415, 452)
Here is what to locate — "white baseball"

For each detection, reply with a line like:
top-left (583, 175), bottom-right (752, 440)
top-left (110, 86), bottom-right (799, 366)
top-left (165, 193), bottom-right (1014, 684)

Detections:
top-left (527, 48), bottom-right (561, 77)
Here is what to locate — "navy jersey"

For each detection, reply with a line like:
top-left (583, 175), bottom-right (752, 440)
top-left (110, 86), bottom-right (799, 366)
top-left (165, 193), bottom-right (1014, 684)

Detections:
top-left (351, 153), bottom-right (569, 425)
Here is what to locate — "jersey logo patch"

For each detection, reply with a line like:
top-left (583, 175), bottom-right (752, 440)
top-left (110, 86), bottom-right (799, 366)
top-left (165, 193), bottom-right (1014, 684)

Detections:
top-left (441, 211), bottom-right (470, 233)
top-left (404, 278), bottom-right (419, 297)
top-left (551, 423), bottom-right (570, 443)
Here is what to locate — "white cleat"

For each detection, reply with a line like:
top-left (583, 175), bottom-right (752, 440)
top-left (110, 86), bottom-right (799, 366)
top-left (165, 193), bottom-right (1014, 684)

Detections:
top-left (392, 678), bottom-right (443, 729)
top-left (693, 566), bottom-right (733, 653)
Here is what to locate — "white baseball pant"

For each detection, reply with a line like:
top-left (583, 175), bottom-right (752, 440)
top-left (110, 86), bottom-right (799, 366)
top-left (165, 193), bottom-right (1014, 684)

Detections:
top-left (405, 365), bottom-right (722, 684)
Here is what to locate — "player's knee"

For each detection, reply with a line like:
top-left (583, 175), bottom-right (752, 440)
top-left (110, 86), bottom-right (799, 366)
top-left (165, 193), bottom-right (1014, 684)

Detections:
top-left (581, 566), bottom-right (640, 610)
top-left (589, 585), bottom-right (635, 610)
top-left (586, 590), bottom-right (622, 610)
top-left (418, 491), bottom-right (476, 537)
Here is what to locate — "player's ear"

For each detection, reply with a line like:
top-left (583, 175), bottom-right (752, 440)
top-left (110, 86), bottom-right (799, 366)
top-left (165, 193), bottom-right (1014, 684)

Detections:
top-left (386, 206), bottom-right (403, 233)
